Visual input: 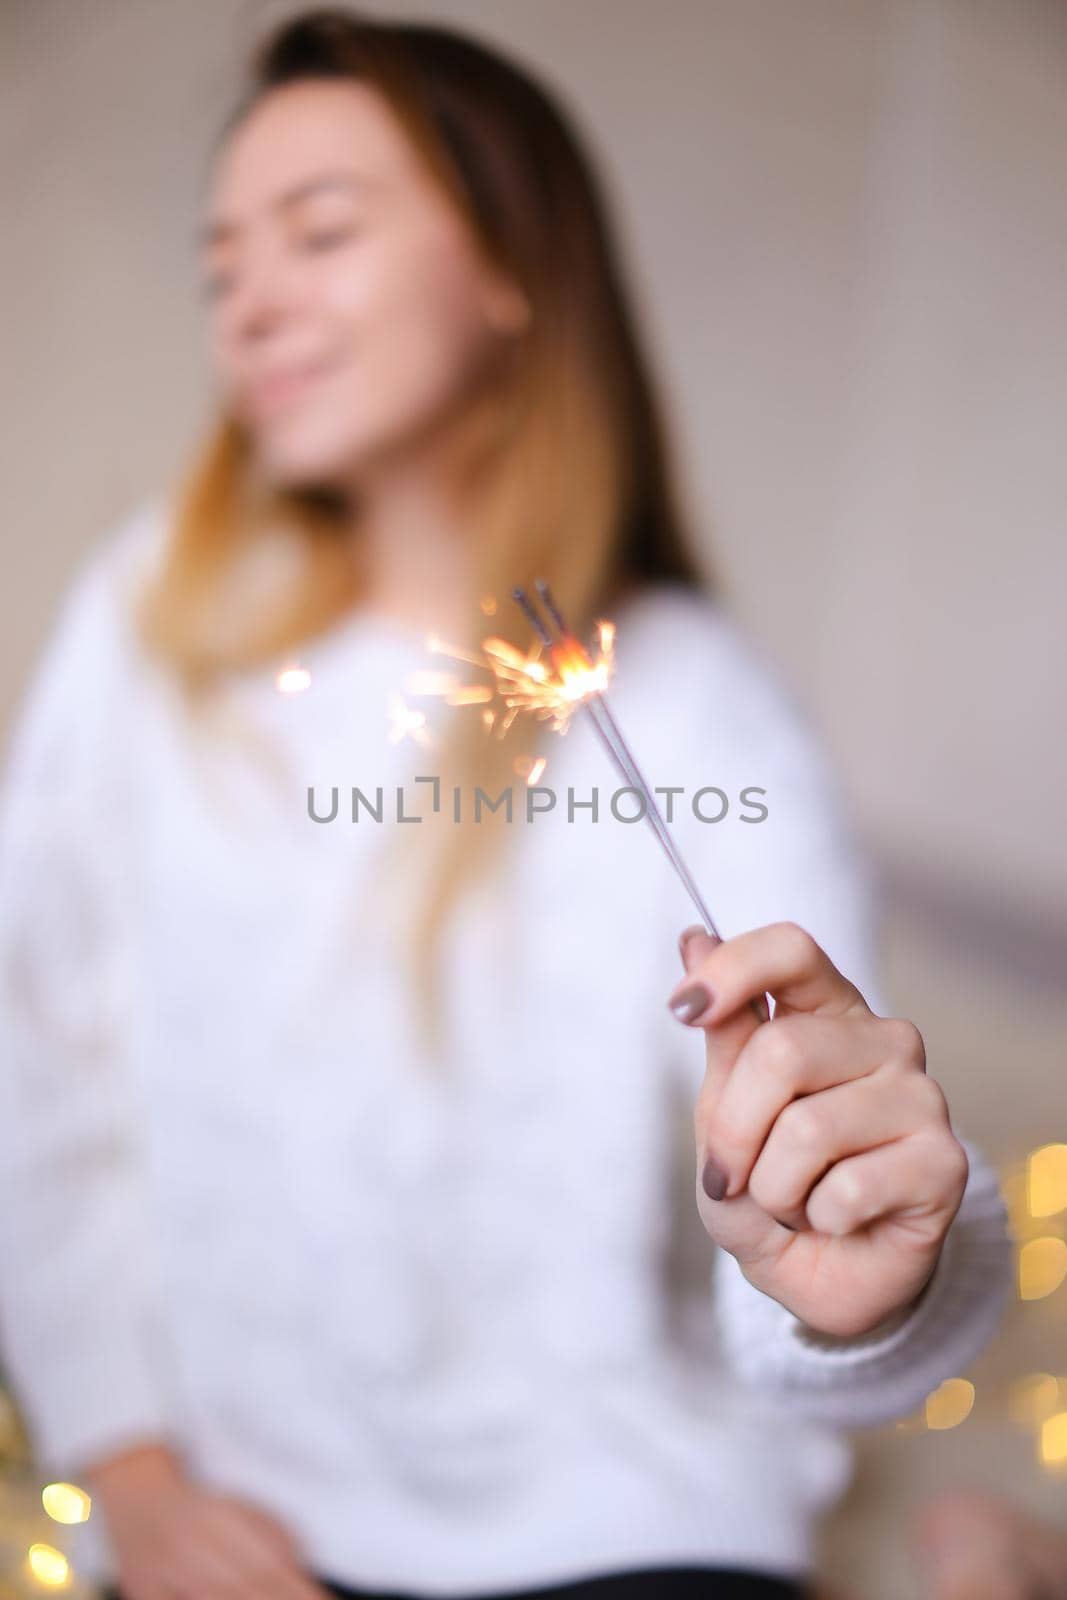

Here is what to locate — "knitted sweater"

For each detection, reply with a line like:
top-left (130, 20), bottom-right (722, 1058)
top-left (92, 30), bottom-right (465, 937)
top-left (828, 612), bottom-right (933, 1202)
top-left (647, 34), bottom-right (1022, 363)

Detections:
top-left (0, 500), bottom-right (1013, 1593)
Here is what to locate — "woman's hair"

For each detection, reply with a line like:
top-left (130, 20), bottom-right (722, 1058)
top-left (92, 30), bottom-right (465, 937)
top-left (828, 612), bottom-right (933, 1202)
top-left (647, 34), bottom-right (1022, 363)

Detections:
top-left (138, 6), bottom-right (708, 1057)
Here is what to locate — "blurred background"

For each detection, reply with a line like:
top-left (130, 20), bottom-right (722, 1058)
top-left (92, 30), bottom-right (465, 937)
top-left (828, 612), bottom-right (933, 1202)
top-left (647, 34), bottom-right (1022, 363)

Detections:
top-left (1, 0), bottom-right (1065, 1595)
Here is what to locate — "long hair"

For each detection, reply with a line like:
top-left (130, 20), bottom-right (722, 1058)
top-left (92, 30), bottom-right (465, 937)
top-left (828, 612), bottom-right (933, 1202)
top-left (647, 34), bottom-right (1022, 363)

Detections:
top-left (138, 6), bottom-right (709, 1058)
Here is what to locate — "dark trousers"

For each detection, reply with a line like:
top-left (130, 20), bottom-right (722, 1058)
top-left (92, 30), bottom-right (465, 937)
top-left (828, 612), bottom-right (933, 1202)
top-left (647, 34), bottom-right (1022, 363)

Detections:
top-left (104, 1567), bottom-right (807, 1598)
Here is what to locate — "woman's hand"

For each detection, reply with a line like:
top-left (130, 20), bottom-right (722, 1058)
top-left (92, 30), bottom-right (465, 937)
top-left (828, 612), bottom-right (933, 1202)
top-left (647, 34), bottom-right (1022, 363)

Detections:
top-left (86, 1442), bottom-right (332, 1600)
top-left (667, 923), bottom-right (969, 1338)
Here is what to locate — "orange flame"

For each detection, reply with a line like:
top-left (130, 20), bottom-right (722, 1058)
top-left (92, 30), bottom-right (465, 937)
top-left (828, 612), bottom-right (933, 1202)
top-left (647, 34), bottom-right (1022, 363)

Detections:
top-left (423, 617), bottom-right (615, 737)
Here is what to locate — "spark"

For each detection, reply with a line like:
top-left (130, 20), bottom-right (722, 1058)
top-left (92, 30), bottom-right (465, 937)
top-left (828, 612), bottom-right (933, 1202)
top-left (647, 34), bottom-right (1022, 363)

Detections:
top-left (422, 579), bottom-right (769, 1026)
top-left (387, 694), bottom-right (435, 749)
top-left (423, 617), bottom-right (616, 736)
top-left (276, 664), bottom-right (312, 695)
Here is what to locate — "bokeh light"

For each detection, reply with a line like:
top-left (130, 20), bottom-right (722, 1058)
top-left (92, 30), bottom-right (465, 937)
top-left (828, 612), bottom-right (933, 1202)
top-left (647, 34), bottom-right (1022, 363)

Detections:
top-left (26, 1543), bottom-right (71, 1588)
top-left (924, 1377), bottom-right (975, 1431)
top-left (1027, 1144), bottom-right (1067, 1219)
top-left (1018, 1237), bottom-right (1067, 1301)
top-left (41, 1481), bottom-right (90, 1524)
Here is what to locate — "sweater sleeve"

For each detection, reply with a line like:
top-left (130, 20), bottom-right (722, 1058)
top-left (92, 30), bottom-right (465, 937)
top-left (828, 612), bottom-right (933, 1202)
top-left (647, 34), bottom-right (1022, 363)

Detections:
top-left (711, 1136), bottom-right (1014, 1427)
top-left (658, 593), bottom-right (1015, 1428)
top-left (0, 514), bottom-right (177, 1479)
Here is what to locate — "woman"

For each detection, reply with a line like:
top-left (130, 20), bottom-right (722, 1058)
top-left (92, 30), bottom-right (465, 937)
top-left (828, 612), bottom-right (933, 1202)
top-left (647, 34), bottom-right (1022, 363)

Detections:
top-left (0, 10), bottom-right (1013, 1600)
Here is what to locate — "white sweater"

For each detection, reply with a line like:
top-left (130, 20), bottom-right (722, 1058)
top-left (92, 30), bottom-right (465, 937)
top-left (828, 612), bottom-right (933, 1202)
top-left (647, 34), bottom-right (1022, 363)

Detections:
top-left (0, 499), bottom-right (1013, 1594)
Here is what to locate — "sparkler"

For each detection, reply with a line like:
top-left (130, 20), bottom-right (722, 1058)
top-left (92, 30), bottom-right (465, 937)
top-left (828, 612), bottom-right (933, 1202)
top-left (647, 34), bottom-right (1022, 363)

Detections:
top-left (522, 580), bottom-right (775, 1023)
top-left (511, 580), bottom-right (726, 941)
top-left (423, 579), bottom-right (770, 1024)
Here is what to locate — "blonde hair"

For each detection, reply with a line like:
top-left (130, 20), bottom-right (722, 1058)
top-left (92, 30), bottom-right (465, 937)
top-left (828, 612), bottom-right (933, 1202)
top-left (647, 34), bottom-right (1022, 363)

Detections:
top-left (138, 7), bottom-right (708, 1060)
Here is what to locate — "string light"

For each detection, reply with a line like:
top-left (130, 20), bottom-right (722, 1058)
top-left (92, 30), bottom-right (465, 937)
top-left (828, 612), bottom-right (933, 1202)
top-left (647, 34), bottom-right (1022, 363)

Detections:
top-left (923, 1377), bottom-right (975, 1430)
top-left (1039, 1411), bottom-right (1067, 1472)
top-left (1027, 1144), bottom-right (1067, 1219)
top-left (26, 1543), bottom-right (70, 1588)
top-left (41, 1482), bottom-right (90, 1524)
top-left (1018, 1236), bottom-right (1067, 1301)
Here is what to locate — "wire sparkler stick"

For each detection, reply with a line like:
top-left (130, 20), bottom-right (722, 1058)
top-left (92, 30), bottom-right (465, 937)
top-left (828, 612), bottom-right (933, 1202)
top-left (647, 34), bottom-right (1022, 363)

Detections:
top-left (513, 583), bottom-right (721, 937)
top-left (512, 580), bottom-right (770, 1026)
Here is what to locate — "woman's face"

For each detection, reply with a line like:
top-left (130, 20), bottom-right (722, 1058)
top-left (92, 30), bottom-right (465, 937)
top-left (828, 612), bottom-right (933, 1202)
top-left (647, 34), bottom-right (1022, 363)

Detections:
top-left (200, 79), bottom-right (528, 490)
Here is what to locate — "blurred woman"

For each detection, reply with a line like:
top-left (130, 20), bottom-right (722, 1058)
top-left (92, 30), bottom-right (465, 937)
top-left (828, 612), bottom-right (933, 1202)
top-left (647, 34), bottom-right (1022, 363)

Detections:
top-left (0, 10), bottom-right (1013, 1600)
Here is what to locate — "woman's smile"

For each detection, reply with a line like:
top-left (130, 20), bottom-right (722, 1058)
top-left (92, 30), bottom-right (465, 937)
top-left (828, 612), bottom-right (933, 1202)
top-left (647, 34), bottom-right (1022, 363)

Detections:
top-left (245, 352), bottom-right (341, 419)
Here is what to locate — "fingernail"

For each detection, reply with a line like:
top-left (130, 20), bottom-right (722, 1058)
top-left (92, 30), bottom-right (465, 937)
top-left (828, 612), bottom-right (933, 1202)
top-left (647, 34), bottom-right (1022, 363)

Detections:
top-left (668, 981), bottom-right (713, 1024)
top-left (750, 993), bottom-right (772, 1025)
top-left (701, 1154), bottom-right (728, 1201)
top-left (678, 924), bottom-right (720, 964)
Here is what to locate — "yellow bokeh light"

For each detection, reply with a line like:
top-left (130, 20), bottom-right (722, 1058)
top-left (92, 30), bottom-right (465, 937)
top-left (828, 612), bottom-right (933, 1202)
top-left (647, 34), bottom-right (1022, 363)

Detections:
top-left (1008, 1372), bottom-right (1061, 1427)
top-left (41, 1482), bottom-right (91, 1524)
top-left (1028, 1144), bottom-right (1067, 1219)
top-left (1039, 1410), bottom-right (1067, 1469)
top-left (26, 1543), bottom-right (71, 1588)
top-left (924, 1377), bottom-right (975, 1430)
top-left (1018, 1236), bottom-right (1067, 1301)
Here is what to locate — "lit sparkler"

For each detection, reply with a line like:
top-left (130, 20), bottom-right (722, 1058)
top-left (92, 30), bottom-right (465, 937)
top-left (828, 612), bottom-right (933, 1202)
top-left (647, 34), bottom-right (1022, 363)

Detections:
top-left (425, 615), bottom-right (615, 740)
top-left (426, 578), bottom-right (770, 1021)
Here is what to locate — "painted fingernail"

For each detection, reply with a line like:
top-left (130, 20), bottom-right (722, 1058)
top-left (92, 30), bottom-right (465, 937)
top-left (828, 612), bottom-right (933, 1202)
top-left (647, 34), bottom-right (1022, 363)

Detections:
top-left (701, 1154), bottom-right (729, 1201)
top-left (668, 982), bottom-right (713, 1024)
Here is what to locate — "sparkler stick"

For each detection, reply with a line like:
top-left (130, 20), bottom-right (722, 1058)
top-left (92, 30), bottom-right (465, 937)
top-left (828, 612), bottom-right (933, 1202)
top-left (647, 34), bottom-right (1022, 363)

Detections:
top-left (513, 581), bottom-right (721, 930)
top-left (513, 581), bottom-right (770, 1025)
